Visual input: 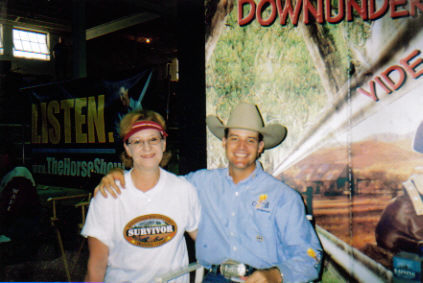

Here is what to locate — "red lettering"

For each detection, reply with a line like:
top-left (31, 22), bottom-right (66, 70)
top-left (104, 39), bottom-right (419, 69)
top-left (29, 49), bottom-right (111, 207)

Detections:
top-left (239, 0), bottom-right (419, 27)
top-left (304, 0), bottom-right (324, 23)
top-left (325, 0), bottom-right (345, 23)
top-left (381, 65), bottom-right (406, 90)
top-left (239, 0), bottom-right (256, 26)
top-left (390, 0), bottom-right (409, 18)
top-left (358, 81), bottom-right (379, 101)
top-left (410, 0), bottom-right (423, 16)
top-left (369, 0), bottom-right (389, 19)
top-left (257, 0), bottom-right (277, 26)
top-left (374, 76), bottom-right (393, 94)
top-left (347, 0), bottom-right (368, 21)
top-left (278, 0), bottom-right (303, 25)
top-left (400, 49), bottom-right (423, 79)
top-left (359, 50), bottom-right (423, 100)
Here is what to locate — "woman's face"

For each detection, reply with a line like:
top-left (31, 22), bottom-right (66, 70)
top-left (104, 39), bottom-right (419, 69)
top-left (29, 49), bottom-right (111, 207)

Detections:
top-left (124, 128), bottom-right (166, 171)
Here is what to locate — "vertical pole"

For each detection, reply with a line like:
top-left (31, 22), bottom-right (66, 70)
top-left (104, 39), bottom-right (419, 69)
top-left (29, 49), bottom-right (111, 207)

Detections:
top-left (306, 187), bottom-right (313, 215)
top-left (2, 23), bottom-right (13, 59)
top-left (177, 0), bottom-right (206, 175)
top-left (72, 0), bottom-right (87, 78)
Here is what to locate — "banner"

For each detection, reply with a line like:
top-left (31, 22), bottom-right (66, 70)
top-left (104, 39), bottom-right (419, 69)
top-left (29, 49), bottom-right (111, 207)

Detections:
top-left (205, 0), bottom-right (423, 278)
top-left (24, 69), bottom-right (154, 188)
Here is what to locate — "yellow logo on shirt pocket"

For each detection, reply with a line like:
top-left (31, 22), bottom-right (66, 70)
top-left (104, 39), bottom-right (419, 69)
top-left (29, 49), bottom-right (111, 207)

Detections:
top-left (123, 214), bottom-right (177, 248)
top-left (252, 194), bottom-right (271, 212)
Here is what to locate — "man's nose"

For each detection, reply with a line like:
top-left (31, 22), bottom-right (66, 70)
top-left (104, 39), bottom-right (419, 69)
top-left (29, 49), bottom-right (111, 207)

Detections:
top-left (237, 139), bottom-right (248, 149)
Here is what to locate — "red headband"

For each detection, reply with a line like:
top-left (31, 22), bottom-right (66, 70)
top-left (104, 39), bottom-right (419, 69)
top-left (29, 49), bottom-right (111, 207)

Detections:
top-left (123, 121), bottom-right (168, 142)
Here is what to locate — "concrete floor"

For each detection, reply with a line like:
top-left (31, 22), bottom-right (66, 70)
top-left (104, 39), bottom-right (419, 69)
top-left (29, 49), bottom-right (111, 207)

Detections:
top-left (1, 243), bottom-right (88, 282)
top-left (0, 204), bottom-right (89, 282)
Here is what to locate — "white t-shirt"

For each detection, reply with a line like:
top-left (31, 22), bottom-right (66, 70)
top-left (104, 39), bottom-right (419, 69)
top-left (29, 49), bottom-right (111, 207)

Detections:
top-left (81, 168), bottom-right (201, 283)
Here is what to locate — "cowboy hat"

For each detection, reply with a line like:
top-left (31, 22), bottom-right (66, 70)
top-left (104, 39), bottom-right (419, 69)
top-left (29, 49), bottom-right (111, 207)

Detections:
top-left (206, 102), bottom-right (287, 149)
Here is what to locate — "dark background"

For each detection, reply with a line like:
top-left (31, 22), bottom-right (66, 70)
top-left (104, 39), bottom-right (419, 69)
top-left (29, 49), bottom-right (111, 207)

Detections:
top-left (0, 0), bottom-right (207, 177)
top-left (0, 1), bottom-right (206, 280)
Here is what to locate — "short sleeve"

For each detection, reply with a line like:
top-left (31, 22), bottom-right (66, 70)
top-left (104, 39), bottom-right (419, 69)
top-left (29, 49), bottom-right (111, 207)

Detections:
top-left (185, 182), bottom-right (201, 233)
top-left (81, 194), bottom-right (115, 249)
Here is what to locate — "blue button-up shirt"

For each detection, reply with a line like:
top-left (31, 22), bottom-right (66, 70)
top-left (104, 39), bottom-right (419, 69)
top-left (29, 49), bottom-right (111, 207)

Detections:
top-left (185, 162), bottom-right (322, 283)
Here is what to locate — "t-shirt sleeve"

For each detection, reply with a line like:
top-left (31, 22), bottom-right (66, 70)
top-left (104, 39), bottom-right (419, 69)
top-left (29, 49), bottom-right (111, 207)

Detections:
top-left (185, 182), bottom-right (201, 233)
top-left (81, 194), bottom-right (115, 250)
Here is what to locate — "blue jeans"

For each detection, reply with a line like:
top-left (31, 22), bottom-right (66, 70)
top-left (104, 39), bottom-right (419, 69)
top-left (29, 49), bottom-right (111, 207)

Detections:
top-left (203, 272), bottom-right (235, 283)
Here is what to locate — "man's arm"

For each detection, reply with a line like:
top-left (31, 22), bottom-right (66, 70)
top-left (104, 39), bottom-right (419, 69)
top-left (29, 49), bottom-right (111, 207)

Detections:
top-left (94, 168), bottom-right (125, 198)
top-left (274, 192), bottom-right (322, 282)
top-left (85, 237), bottom-right (109, 282)
top-left (245, 267), bottom-right (282, 283)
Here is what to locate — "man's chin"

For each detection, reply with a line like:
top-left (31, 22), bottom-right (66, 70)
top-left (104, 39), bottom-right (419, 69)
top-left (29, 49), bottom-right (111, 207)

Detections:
top-left (231, 162), bottom-right (253, 170)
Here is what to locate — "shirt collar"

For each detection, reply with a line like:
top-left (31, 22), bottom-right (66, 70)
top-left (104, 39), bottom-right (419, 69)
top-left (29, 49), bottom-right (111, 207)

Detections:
top-left (225, 161), bottom-right (264, 185)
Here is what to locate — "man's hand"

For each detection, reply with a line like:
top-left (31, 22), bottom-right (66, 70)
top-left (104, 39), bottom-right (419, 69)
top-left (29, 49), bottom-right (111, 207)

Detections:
top-left (244, 267), bottom-right (282, 283)
top-left (94, 168), bottom-right (125, 198)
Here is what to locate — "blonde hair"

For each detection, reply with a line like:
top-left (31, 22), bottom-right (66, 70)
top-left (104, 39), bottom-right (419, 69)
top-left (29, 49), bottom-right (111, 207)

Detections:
top-left (119, 109), bottom-right (167, 168)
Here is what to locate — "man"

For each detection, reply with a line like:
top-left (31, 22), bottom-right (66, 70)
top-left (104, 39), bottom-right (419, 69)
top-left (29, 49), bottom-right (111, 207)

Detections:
top-left (375, 120), bottom-right (423, 254)
top-left (52, 36), bottom-right (67, 80)
top-left (97, 102), bottom-right (323, 282)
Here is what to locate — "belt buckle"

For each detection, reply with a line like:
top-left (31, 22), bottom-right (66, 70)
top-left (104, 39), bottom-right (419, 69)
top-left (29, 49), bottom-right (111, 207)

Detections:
top-left (219, 260), bottom-right (248, 280)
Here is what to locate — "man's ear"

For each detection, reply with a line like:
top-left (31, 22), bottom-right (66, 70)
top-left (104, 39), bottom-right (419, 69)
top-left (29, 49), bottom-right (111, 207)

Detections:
top-left (222, 137), bottom-right (227, 148)
top-left (258, 140), bottom-right (265, 154)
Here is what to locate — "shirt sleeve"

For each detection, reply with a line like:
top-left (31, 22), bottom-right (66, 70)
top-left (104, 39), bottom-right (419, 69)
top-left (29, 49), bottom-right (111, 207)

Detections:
top-left (81, 194), bottom-right (115, 250)
top-left (185, 182), bottom-right (201, 233)
top-left (182, 169), bottom-right (205, 189)
top-left (275, 191), bottom-right (323, 283)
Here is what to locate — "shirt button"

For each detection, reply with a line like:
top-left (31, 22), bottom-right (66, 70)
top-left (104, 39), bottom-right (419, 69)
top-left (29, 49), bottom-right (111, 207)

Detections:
top-left (232, 212), bottom-right (235, 216)
top-left (233, 246), bottom-right (237, 251)
top-left (230, 232), bottom-right (234, 236)
top-left (235, 191), bottom-right (239, 196)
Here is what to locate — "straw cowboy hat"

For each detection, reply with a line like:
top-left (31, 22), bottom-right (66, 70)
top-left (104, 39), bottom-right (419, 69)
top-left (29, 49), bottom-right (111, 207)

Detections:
top-left (206, 102), bottom-right (287, 149)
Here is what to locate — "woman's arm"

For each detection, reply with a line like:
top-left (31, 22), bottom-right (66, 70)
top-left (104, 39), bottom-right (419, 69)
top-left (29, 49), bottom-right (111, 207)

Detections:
top-left (187, 229), bottom-right (198, 241)
top-left (85, 237), bottom-right (109, 282)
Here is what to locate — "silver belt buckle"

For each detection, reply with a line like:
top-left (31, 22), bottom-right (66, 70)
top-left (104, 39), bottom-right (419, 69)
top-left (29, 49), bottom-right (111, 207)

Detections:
top-left (220, 260), bottom-right (247, 280)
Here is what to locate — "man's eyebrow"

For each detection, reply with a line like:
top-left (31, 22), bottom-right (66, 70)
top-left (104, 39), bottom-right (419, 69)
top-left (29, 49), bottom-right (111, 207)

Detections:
top-left (228, 134), bottom-right (258, 139)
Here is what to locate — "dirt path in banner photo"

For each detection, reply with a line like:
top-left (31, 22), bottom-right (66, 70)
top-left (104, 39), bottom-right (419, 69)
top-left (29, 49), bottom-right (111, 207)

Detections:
top-left (313, 194), bottom-right (395, 267)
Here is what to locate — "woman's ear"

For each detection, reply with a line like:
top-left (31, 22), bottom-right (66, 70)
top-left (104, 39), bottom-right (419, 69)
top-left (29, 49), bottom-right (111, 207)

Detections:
top-left (162, 139), bottom-right (167, 152)
top-left (123, 143), bottom-right (132, 158)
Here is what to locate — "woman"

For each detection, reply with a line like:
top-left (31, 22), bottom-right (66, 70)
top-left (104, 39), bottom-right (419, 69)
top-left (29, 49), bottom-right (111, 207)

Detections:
top-left (82, 109), bottom-right (200, 283)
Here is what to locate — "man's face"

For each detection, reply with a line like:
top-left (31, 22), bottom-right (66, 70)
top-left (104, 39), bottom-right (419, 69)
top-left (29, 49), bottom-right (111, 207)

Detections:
top-left (223, 128), bottom-right (264, 172)
top-left (119, 87), bottom-right (130, 107)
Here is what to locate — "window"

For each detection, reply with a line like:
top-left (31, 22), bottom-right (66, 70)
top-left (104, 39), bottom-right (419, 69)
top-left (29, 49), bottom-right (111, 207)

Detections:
top-left (13, 28), bottom-right (50, 60)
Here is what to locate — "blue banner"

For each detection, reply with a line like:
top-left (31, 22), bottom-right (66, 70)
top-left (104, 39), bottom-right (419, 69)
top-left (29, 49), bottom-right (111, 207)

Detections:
top-left (22, 69), bottom-right (154, 188)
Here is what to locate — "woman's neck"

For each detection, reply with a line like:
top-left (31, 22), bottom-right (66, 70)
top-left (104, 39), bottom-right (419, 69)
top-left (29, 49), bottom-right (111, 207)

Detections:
top-left (131, 167), bottom-right (160, 192)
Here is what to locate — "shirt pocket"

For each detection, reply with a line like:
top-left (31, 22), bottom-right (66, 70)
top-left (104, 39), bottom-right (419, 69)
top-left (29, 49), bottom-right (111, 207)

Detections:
top-left (242, 208), bottom-right (275, 259)
top-left (251, 208), bottom-right (273, 233)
